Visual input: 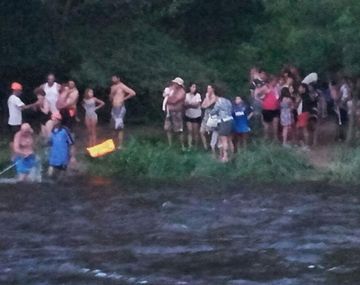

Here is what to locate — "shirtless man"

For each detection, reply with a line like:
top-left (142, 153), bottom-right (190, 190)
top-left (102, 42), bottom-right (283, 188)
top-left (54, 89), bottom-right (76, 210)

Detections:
top-left (164, 77), bottom-right (186, 149)
top-left (12, 123), bottom-right (37, 182)
top-left (40, 73), bottom-right (61, 114)
top-left (109, 75), bottom-right (136, 149)
top-left (67, 80), bottom-right (79, 125)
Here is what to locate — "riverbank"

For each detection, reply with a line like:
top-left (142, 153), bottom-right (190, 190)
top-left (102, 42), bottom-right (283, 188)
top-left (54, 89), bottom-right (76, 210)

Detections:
top-left (0, 120), bottom-right (359, 185)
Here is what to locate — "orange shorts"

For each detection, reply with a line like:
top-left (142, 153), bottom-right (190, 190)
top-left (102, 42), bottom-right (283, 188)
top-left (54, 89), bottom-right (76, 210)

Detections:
top-left (297, 112), bottom-right (310, 128)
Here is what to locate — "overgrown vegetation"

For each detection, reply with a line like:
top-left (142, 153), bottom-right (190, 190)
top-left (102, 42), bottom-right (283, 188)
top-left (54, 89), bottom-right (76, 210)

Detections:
top-left (328, 147), bottom-right (360, 184)
top-left (2, 1), bottom-right (360, 120)
top-left (87, 138), bottom-right (313, 183)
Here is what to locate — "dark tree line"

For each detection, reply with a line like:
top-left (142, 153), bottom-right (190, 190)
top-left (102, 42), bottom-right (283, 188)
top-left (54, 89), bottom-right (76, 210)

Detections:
top-left (1, 0), bottom-right (360, 121)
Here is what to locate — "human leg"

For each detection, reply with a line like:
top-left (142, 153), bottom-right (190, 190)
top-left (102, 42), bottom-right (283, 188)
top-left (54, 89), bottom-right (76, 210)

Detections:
top-left (186, 121), bottom-right (193, 148)
top-left (193, 122), bottom-right (200, 148)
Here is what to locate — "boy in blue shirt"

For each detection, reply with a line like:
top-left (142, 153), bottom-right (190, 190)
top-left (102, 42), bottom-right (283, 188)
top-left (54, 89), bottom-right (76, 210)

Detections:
top-left (48, 112), bottom-right (74, 177)
top-left (232, 96), bottom-right (253, 151)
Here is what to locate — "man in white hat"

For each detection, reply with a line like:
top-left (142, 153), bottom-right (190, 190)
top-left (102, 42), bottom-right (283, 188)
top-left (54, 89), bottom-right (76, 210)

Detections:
top-left (164, 77), bottom-right (186, 149)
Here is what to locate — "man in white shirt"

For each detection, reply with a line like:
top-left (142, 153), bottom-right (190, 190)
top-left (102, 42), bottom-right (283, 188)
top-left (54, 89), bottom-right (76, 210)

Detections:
top-left (8, 82), bottom-right (38, 136)
top-left (40, 73), bottom-right (61, 114)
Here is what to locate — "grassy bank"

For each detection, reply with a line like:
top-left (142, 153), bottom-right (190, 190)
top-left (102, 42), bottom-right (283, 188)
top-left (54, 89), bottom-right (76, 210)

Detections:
top-left (327, 147), bottom-right (360, 184)
top-left (86, 137), bottom-right (314, 184)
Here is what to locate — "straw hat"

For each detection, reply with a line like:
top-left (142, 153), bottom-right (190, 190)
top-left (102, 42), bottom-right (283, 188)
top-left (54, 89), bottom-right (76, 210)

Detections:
top-left (172, 77), bottom-right (185, 87)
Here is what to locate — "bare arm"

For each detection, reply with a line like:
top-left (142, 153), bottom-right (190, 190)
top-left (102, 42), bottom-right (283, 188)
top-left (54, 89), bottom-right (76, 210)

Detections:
top-left (94, 97), bottom-right (105, 110)
top-left (167, 89), bottom-right (185, 104)
top-left (122, 83), bottom-right (136, 101)
top-left (202, 95), bottom-right (216, 109)
top-left (21, 101), bottom-right (40, 110)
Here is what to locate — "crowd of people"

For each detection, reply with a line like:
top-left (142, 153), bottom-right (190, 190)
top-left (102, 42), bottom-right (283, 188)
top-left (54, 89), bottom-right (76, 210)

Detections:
top-left (2, 65), bottom-right (356, 181)
top-left (162, 66), bottom-right (355, 162)
top-left (6, 73), bottom-right (136, 181)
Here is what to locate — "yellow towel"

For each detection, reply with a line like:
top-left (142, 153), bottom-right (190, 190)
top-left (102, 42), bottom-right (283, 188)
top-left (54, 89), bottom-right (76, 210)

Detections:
top-left (87, 139), bottom-right (115, 158)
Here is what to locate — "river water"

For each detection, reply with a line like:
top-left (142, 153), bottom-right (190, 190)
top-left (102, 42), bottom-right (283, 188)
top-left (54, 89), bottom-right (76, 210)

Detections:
top-left (0, 179), bottom-right (359, 284)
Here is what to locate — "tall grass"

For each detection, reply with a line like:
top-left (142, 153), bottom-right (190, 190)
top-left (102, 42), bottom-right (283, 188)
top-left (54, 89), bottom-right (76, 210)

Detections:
top-left (87, 138), bottom-right (312, 183)
top-left (328, 147), bottom-right (360, 184)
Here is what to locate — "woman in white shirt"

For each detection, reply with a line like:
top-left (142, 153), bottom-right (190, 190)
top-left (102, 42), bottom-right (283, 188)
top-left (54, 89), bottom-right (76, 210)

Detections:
top-left (184, 83), bottom-right (202, 149)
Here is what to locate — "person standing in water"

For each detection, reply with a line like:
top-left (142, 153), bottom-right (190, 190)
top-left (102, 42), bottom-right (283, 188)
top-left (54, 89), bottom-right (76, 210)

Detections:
top-left (82, 88), bottom-right (105, 147)
top-left (33, 88), bottom-right (51, 139)
top-left (109, 75), bottom-right (136, 150)
top-left (12, 123), bottom-right (37, 182)
top-left (40, 73), bottom-right (61, 114)
top-left (48, 113), bottom-right (74, 178)
top-left (67, 80), bottom-right (79, 130)
top-left (164, 77), bottom-right (186, 149)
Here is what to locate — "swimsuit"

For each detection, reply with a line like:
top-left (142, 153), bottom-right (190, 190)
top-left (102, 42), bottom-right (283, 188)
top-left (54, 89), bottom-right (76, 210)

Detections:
top-left (83, 99), bottom-right (98, 120)
top-left (111, 105), bottom-right (126, 130)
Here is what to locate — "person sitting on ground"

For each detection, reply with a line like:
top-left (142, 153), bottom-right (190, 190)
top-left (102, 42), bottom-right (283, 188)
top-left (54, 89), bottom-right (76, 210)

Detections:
top-left (8, 82), bottom-right (39, 137)
top-left (280, 87), bottom-right (294, 147)
top-left (82, 88), bottom-right (105, 147)
top-left (232, 96), bottom-right (253, 151)
top-left (109, 74), bottom-right (136, 150)
top-left (12, 123), bottom-right (37, 182)
top-left (33, 88), bottom-right (51, 139)
top-left (48, 113), bottom-right (74, 178)
top-left (164, 77), bottom-right (186, 149)
top-left (210, 92), bottom-right (234, 162)
top-left (184, 83), bottom-right (202, 149)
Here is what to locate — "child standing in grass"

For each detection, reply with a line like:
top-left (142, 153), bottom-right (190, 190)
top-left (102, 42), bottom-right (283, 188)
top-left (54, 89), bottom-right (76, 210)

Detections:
top-left (232, 96), bottom-right (253, 151)
top-left (280, 87), bottom-right (294, 147)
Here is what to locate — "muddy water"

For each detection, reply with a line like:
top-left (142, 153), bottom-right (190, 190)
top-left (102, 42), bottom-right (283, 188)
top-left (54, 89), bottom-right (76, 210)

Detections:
top-left (0, 180), bottom-right (359, 285)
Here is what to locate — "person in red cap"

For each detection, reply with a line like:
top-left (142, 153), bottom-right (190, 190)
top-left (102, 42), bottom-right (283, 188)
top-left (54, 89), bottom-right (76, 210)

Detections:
top-left (7, 82), bottom-right (39, 136)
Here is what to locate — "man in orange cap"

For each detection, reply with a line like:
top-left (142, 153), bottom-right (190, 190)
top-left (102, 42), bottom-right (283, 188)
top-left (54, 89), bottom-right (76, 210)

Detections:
top-left (8, 82), bottom-right (39, 136)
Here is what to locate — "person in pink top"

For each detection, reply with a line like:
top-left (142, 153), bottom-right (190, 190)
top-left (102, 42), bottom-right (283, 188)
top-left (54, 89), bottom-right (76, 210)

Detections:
top-left (256, 76), bottom-right (280, 140)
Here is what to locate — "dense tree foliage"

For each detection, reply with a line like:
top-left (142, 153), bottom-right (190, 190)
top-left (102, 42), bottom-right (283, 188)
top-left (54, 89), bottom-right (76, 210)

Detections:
top-left (1, 0), bottom-right (360, 120)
